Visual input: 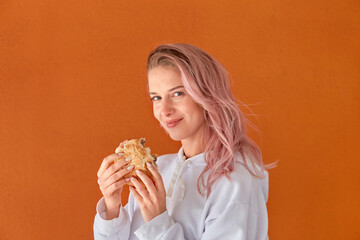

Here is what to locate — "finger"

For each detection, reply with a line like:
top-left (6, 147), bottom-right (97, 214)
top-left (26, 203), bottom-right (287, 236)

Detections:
top-left (100, 156), bottom-right (131, 183)
top-left (146, 162), bottom-right (166, 195)
top-left (129, 186), bottom-right (143, 205)
top-left (101, 164), bottom-right (134, 190)
top-left (97, 153), bottom-right (125, 178)
top-left (131, 177), bottom-right (149, 199)
top-left (102, 178), bottom-right (130, 197)
top-left (136, 170), bottom-right (157, 196)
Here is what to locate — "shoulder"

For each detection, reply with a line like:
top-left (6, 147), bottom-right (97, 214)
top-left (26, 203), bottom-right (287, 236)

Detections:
top-left (209, 152), bottom-right (269, 205)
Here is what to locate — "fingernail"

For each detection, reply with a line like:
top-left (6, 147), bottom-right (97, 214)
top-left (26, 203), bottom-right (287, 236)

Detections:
top-left (125, 178), bottom-right (130, 182)
top-left (146, 162), bottom-right (152, 168)
top-left (125, 157), bottom-right (131, 162)
top-left (117, 152), bottom-right (124, 156)
top-left (127, 165), bottom-right (134, 170)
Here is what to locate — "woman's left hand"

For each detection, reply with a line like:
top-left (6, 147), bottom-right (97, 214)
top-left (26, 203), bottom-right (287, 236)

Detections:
top-left (129, 163), bottom-right (167, 222)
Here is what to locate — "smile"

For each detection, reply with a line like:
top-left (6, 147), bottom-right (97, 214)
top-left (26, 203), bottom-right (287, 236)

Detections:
top-left (165, 118), bottom-right (183, 128)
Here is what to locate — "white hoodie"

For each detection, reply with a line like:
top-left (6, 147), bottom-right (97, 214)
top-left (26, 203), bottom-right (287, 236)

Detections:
top-left (94, 147), bottom-right (269, 240)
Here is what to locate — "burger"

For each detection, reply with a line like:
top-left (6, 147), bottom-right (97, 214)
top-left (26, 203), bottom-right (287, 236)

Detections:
top-left (114, 138), bottom-right (158, 185)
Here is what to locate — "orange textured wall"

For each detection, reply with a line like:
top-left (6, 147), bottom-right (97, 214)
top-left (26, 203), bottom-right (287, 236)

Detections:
top-left (0, 1), bottom-right (359, 239)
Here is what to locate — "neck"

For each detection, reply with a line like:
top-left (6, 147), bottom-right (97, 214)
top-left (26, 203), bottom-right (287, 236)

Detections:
top-left (180, 122), bottom-right (207, 159)
top-left (181, 138), bottom-right (205, 159)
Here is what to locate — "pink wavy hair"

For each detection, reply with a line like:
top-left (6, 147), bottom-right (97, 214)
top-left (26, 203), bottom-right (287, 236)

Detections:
top-left (147, 43), bottom-right (276, 197)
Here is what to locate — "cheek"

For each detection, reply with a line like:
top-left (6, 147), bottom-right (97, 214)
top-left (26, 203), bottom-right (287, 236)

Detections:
top-left (153, 105), bottom-right (160, 121)
top-left (190, 105), bottom-right (205, 123)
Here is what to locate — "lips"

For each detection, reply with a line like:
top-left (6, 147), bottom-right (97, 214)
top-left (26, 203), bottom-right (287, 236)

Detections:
top-left (165, 118), bottom-right (183, 128)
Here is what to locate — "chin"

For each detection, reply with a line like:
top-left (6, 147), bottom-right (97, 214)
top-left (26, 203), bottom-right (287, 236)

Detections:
top-left (166, 131), bottom-right (183, 141)
top-left (165, 129), bottom-right (188, 141)
top-left (169, 135), bottom-right (184, 141)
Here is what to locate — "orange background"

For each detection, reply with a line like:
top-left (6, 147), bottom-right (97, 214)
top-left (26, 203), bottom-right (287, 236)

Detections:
top-left (0, 0), bottom-right (359, 239)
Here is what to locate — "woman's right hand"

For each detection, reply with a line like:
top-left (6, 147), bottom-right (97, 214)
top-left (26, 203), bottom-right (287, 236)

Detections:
top-left (97, 146), bottom-right (134, 219)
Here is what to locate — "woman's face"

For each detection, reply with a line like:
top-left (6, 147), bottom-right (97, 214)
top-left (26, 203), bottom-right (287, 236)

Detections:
top-left (148, 66), bottom-right (206, 143)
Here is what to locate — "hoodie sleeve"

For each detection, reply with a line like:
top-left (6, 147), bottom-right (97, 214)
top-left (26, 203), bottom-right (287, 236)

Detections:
top-left (134, 210), bottom-right (185, 240)
top-left (93, 197), bottom-right (131, 240)
top-left (133, 202), bottom-right (266, 240)
top-left (200, 164), bottom-right (269, 240)
top-left (201, 202), bottom-right (268, 240)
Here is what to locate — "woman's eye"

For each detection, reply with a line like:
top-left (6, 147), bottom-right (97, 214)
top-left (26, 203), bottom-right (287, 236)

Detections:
top-left (173, 91), bottom-right (184, 97)
top-left (151, 96), bottom-right (161, 101)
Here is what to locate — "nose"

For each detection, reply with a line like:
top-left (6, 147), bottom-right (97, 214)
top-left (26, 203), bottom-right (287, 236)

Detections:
top-left (159, 97), bottom-right (174, 117)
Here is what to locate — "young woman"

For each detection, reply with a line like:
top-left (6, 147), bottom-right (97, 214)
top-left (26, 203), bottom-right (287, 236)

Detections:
top-left (94, 43), bottom-right (275, 239)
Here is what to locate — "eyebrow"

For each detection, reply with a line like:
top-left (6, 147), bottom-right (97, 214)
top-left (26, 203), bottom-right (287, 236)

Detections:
top-left (149, 85), bottom-right (184, 95)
